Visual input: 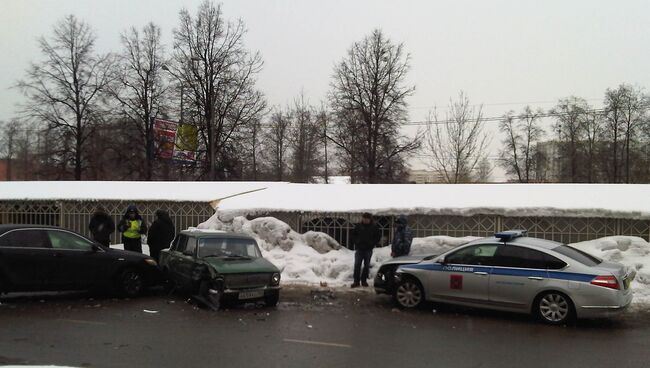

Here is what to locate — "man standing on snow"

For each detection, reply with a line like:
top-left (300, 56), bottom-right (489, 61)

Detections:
top-left (118, 205), bottom-right (148, 253)
top-left (88, 207), bottom-right (115, 247)
top-left (351, 212), bottom-right (381, 288)
top-left (147, 209), bottom-right (175, 262)
top-left (391, 215), bottom-right (413, 258)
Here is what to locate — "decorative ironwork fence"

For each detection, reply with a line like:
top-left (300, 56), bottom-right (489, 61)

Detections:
top-left (0, 200), bottom-right (214, 244)
top-left (1, 200), bottom-right (649, 248)
top-left (260, 211), bottom-right (650, 249)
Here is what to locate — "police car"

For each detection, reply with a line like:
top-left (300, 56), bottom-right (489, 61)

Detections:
top-left (391, 230), bottom-right (635, 324)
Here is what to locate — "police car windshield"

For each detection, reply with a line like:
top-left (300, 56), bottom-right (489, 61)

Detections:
top-left (198, 238), bottom-right (261, 258)
top-left (552, 245), bottom-right (601, 267)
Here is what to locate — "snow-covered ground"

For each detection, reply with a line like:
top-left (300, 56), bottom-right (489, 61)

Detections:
top-left (197, 214), bottom-right (650, 304)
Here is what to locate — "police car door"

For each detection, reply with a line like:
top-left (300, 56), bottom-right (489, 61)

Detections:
top-left (427, 243), bottom-right (497, 304)
top-left (489, 245), bottom-right (549, 309)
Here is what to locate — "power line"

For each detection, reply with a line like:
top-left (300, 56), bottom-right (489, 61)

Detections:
top-left (403, 104), bottom-right (650, 126)
top-left (409, 98), bottom-right (604, 110)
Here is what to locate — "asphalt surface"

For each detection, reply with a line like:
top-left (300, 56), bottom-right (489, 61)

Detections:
top-left (2, 286), bottom-right (650, 368)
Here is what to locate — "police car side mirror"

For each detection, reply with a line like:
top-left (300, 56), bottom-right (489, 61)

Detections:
top-left (438, 256), bottom-right (446, 264)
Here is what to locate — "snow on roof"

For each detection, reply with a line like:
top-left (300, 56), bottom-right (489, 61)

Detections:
top-left (216, 183), bottom-right (650, 220)
top-left (0, 181), bottom-right (286, 203)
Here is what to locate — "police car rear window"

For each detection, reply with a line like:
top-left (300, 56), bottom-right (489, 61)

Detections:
top-left (552, 245), bottom-right (601, 267)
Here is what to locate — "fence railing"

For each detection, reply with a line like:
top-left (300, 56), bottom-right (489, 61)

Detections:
top-left (2, 200), bottom-right (648, 248)
top-left (0, 200), bottom-right (215, 244)
top-left (261, 211), bottom-right (650, 249)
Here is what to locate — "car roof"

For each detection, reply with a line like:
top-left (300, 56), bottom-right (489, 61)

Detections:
top-left (179, 229), bottom-right (256, 240)
top-left (0, 224), bottom-right (63, 235)
top-left (467, 235), bottom-right (562, 250)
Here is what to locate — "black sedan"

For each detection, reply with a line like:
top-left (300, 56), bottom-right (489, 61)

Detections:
top-left (0, 225), bottom-right (160, 297)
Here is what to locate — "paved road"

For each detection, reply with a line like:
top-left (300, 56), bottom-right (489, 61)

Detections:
top-left (1, 286), bottom-right (650, 368)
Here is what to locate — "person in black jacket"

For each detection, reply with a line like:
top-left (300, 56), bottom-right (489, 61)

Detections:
top-left (88, 208), bottom-right (115, 247)
top-left (351, 212), bottom-right (382, 288)
top-left (117, 205), bottom-right (148, 253)
top-left (147, 210), bottom-right (175, 262)
top-left (391, 215), bottom-right (413, 258)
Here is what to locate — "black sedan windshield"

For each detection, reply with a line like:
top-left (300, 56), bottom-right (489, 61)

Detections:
top-left (198, 238), bottom-right (261, 258)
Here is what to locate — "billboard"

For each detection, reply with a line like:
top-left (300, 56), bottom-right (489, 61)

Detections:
top-left (153, 118), bottom-right (198, 162)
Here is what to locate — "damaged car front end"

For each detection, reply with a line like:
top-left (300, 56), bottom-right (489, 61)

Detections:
top-left (159, 230), bottom-right (281, 310)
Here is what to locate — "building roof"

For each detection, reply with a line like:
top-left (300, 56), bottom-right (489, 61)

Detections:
top-left (0, 181), bottom-right (286, 204)
top-left (2, 182), bottom-right (650, 221)
top-left (214, 183), bottom-right (650, 220)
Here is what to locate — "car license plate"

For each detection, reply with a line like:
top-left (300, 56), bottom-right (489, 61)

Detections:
top-left (238, 290), bottom-right (264, 300)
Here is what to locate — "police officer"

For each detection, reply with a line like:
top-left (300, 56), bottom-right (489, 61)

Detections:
top-left (117, 205), bottom-right (148, 253)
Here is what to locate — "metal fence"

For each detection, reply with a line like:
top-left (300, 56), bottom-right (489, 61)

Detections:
top-left (1, 200), bottom-right (649, 248)
top-left (0, 200), bottom-right (215, 244)
top-left (260, 211), bottom-right (650, 249)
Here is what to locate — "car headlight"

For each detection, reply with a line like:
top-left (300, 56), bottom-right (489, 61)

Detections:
top-left (271, 273), bottom-right (281, 286)
top-left (377, 272), bottom-right (386, 282)
top-left (393, 272), bottom-right (403, 283)
top-left (144, 258), bottom-right (158, 267)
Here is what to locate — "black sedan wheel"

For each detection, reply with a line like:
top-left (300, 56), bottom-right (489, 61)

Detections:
top-left (395, 278), bottom-right (425, 309)
top-left (117, 268), bottom-right (144, 297)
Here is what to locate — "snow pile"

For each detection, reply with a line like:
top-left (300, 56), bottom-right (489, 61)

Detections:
top-left (199, 213), bottom-right (341, 254)
top-left (197, 214), bottom-right (473, 286)
top-left (411, 235), bottom-right (479, 255)
top-left (572, 236), bottom-right (650, 303)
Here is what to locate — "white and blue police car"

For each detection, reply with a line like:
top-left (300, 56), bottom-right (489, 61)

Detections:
top-left (390, 230), bottom-right (635, 324)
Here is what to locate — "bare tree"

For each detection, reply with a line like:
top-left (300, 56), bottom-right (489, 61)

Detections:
top-left (263, 108), bottom-right (292, 181)
top-left (426, 92), bottom-right (490, 183)
top-left (16, 15), bottom-right (114, 180)
top-left (0, 120), bottom-right (21, 180)
top-left (581, 110), bottom-right (603, 183)
top-left (110, 22), bottom-right (167, 180)
top-left (474, 157), bottom-right (493, 183)
top-left (289, 93), bottom-right (324, 183)
top-left (171, 0), bottom-right (266, 180)
top-left (617, 85), bottom-right (648, 183)
top-left (316, 104), bottom-right (331, 183)
top-left (499, 106), bottom-right (545, 182)
top-left (328, 29), bottom-right (420, 183)
top-left (552, 97), bottom-right (588, 182)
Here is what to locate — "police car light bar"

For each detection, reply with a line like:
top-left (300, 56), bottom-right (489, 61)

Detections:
top-left (495, 229), bottom-right (528, 242)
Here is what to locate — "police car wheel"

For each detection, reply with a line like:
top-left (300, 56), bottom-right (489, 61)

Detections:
top-left (535, 291), bottom-right (574, 325)
top-left (395, 278), bottom-right (424, 309)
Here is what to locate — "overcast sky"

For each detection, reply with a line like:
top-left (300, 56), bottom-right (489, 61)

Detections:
top-left (1, 0), bottom-right (650, 176)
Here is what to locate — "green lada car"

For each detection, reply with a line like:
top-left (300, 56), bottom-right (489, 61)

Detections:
top-left (159, 230), bottom-right (281, 310)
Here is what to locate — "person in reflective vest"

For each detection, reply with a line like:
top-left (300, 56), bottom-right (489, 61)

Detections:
top-left (118, 205), bottom-right (148, 253)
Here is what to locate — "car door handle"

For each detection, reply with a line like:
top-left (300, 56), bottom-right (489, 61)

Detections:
top-left (53, 252), bottom-right (64, 258)
top-left (473, 272), bottom-right (488, 276)
top-left (528, 276), bottom-right (544, 281)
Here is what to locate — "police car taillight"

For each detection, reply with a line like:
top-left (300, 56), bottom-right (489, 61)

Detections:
top-left (590, 275), bottom-right (620, 290)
